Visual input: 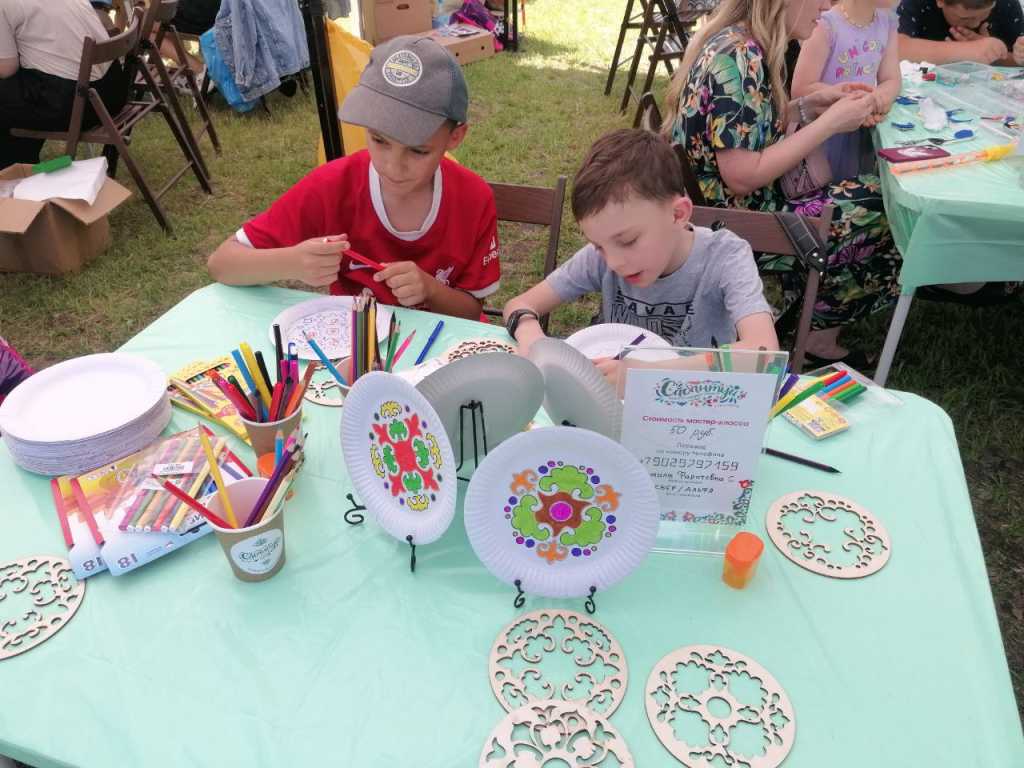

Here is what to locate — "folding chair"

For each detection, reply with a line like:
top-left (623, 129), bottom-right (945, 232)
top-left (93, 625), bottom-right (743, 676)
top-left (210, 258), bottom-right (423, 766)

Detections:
top-left (483, 176), bottom-right (568, 333)
top-left (150, 0), bottom-right (221, 158)
top-left (618, 0), bottom-right (697, 115)
top-left (690, 206), bottom-right (832, 373)
top-left (12, 8), bottom-right (211, 233)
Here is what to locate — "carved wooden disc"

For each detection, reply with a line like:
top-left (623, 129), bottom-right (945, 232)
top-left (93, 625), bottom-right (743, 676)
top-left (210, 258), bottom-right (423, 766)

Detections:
top-left (1, 556), bottom-right (85, 661)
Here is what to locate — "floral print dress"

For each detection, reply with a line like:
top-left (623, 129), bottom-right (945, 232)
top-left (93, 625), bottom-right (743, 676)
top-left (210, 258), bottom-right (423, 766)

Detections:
top-left (669, 26), bottom-right (901, 329)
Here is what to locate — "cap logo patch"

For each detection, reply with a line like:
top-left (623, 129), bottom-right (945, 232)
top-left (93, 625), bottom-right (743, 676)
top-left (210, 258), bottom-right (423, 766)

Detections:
top-left (382, 50), bottom-right (422, 87)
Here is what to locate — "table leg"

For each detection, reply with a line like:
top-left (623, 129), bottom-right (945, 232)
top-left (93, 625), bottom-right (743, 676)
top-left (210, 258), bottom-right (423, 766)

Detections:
top-left (874, 289), bottom-right (915, 387)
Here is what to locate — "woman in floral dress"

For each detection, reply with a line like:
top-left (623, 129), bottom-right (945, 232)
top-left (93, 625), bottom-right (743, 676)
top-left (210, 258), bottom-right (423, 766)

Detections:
top-left (665, 0), bottom-right (902, 362)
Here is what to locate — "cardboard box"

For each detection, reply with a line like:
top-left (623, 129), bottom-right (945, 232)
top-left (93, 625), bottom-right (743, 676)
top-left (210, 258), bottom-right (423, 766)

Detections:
top-left (361, 0), bottom-right (432, 44)
top-left (0, 164), bottom-right (131, 275)
top-left (429, 27), bottom-right (496, 66)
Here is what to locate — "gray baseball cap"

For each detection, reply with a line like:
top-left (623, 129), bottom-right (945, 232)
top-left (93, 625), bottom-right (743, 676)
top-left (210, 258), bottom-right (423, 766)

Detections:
top-left (340, 35), bottom-right (469, 147)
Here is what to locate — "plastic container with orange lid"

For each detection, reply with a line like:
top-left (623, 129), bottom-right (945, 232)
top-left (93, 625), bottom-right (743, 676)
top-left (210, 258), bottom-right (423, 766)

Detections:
top-left (722, 531), bottom-right (764, 589)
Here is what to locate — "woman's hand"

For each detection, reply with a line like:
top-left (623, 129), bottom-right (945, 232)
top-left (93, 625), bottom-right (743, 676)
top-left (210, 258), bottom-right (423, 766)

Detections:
top-left (801, 82), bottom-right (874, 119)
top-left (821, 93), bottom-right (876, 134)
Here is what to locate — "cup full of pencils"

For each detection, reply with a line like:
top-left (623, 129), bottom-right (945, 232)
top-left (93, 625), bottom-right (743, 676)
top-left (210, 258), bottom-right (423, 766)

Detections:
top-left (202, 476), bottom-right (289, 582)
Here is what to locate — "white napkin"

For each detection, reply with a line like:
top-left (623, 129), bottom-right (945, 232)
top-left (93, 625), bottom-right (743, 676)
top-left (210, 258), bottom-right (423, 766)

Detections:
top-left (918, 97), bottom-right (948, 132)
top-left (13, 157), bottom-right (108, 206)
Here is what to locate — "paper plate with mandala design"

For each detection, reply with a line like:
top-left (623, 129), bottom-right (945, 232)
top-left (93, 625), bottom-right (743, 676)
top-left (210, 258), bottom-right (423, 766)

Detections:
top-left (766, 491), bottom-right (891, 579)
top-left (443, 337), bottom-right (516, 363)
top-left (417, 353), bottom-right (544, 454)
top-left (464, 426), bottom-right (659, 598)
top-left (269, 296), bottom-right (392, 361)
top-left (489, 609), bottom-right (628, 715)
top-left (340, 372), bottom-right (456, 546)
top-left (646, 645), bottom-right (796, 768)
top-left (480, 700), bottom-right (634, 768)
top-left (526, 338), bottom-right (622, 439)
top-left (1, 556), bottom-right (85, 661)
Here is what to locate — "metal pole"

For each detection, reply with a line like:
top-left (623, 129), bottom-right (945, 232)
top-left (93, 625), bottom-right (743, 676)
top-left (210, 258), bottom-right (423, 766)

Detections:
top-left (299, 0), bottom-right (344, 161)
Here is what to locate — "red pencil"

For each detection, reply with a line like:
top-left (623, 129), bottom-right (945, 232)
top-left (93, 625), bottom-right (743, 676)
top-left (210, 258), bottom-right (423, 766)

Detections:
top-left (390, 329), bottom-right (417, 368)
top-left (70, 478), bottom-right (104, 546)
top-left (50, 478), bottom-right (74, 549)
top-left (268, 381), bottom-right (284, 422)
top-left (161, 481), bottom-right (231, 529)
top-left (347, 250), bottom-right (385, 271)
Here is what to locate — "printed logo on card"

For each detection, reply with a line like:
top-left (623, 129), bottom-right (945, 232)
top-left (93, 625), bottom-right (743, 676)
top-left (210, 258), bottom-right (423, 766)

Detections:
top-left (382, 51), bottom-right (423, 87)
top-left (654, 378), bottom-right (748, 408)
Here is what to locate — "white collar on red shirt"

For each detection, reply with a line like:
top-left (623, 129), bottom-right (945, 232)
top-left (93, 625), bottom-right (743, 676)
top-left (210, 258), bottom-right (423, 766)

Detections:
top-left (368, 162), bottom-right (443, 242)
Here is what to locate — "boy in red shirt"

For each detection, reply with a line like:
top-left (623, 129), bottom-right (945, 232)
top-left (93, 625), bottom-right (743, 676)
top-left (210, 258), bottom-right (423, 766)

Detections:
top-left (207, 35), bottom-right (500, 320)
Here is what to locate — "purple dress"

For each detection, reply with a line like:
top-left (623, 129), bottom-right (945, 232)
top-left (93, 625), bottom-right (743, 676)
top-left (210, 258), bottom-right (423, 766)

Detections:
top-left (817, 7), bottom-right (895, 179)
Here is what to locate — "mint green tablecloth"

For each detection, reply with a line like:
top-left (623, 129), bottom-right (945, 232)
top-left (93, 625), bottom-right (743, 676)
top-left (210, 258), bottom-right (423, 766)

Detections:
top-left (875, 79), bottom-right (1024, 291)
top-left (2, 284), bottom-right (1021, 766)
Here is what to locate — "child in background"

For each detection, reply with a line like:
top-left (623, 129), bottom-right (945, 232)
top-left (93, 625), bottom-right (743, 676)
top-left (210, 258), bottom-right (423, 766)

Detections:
top-left (207, 35), bottom-right (500, 321)
top-left (792, 0), bottom-right (901, 180)
top-left (503, 129), bottom-right (777, 390)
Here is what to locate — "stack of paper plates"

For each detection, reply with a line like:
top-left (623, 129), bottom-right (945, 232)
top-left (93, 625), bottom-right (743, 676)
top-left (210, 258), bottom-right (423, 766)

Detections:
top-left (0, 353), bottom-right (171, 476)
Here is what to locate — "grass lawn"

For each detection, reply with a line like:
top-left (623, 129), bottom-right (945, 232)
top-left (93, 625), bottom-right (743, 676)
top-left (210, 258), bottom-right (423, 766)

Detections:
top-left (0, 0), bottom-right (1021, 720)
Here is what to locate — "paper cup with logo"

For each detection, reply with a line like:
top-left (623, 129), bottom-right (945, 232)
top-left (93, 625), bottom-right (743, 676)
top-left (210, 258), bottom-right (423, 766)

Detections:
top-left (240, 406), bottom-right (302, 458)
top-left (204, 477), bottom-right (286, 582)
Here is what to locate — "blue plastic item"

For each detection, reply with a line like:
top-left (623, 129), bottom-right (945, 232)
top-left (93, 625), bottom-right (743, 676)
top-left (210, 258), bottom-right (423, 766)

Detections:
top-left (199, 29), bottom-right (258, 114)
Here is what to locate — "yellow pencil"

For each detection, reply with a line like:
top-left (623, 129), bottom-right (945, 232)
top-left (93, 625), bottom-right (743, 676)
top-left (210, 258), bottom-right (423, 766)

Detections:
top-left (199, 429), bottom-right (238, 527)
top-left (240, 342), bottom-right (271, 409)
top-left (167, 439), bottom-right (224, 531)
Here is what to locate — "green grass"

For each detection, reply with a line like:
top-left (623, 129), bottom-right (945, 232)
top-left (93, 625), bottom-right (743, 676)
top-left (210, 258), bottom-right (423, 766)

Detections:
top-left (0, 0), bottom-right (1021, 720)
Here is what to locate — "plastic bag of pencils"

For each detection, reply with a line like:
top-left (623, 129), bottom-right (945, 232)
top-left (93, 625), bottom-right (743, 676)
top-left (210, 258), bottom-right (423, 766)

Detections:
top-left (109, 427), bottom-right (235, 534)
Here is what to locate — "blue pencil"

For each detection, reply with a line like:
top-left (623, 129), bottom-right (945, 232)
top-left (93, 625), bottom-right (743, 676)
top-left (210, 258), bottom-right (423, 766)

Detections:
top-left (302, 331), bottom-right (349, 386)
top-left (819, 374), bottom-right (853, 396)
top-left (415, 320), bottom-right (445, 365)
top-left (231, 349), bottom-right (259, 395)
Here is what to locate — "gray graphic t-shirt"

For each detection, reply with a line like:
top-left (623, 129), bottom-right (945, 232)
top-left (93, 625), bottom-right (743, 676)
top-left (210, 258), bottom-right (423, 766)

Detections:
top-left (546, 226), bottom-right (771, 347)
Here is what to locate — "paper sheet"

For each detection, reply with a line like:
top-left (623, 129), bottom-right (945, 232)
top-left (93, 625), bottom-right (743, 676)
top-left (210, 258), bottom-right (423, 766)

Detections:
top-left (14, 157), bottom-right (108, 206)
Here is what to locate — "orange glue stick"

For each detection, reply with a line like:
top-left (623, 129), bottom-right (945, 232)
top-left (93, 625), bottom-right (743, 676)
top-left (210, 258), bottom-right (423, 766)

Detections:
top-left (723, 532), bottom-right (764, 589)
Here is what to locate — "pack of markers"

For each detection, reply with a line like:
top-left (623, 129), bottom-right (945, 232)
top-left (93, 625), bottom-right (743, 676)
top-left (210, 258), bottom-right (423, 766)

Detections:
top-left (51, 426), bottom-right (251, 579)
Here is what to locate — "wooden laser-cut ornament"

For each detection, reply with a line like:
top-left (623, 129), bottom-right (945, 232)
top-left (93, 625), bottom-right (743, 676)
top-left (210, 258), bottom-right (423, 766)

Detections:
top-left (1, 555), bottom-right (85, 661)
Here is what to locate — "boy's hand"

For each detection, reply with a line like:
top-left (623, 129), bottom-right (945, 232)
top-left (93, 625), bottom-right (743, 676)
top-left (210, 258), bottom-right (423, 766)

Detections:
top-left (1014, 36), bottom-right (1024, 64)
top-left (294, 236), bottom-right (349, 287)
top-left (593, 357), bottom-right (626, 397)
top-left (374, 261), bottom-right (437, 307)
top-left (949, 23), bottom-right (989, 42)
top-left (966, 36), bottom-right (1008, 62)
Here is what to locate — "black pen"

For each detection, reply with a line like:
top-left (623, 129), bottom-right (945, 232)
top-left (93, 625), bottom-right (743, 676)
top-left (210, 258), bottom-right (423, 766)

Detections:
top-left (763, 447), bottom-right (840, 474)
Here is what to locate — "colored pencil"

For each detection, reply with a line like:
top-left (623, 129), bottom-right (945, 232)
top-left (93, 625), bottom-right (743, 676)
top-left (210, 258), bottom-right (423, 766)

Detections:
top-left (833, 382), bottom-right (867, 403)
top-left (778, 373), bottom-right (800, 398)
top-left (200, 428), bottom-right (238, 528)
top-left (392, 329), bottom-right (417, 368)
top-left (613, 333), bottom-right (647, 361)
top-left (268, 382), bottom-right (284, 422)
top-left (210, 373), bottom-right (257, 420)
top-left (120, 439), bottom-right (178, 530)
top-left (818, 374), bottom-right (852, 396)
top-left (161, 481), bottom-right (231, 529)
top-left (350, 307), bottom-right (357, 385)
top-left (348, 250), bottom-right (385, 271)
top-left (168, 446), bottom-right (223, 532)
top-left (415, 321), bottom-right (444, 365)
top-left (285, 364), bottom-right (315, 417)
top-left (51, 478), bottom-right (74, 549)
top-left (769, 375), bottom-right (833, 419)
top-left (289, 342), bottom-right (299, 382)
top-left (231, 349), bottom-right (258, 399)
top-left (763, 447), bottom-right (840, 474)
top-left (254, 351), bottom-right (275, 397)
top-left (273, 323), bottom-right (284, 384)
top-left (275, 430), bottom-right (284, 469)
top-left (383, 315), bottom-right (399, 371)
top-left (709, 336), bottom-right (721, 372)
top-left (822, 378), bottom-right (857, 401)
top-left (244, 447), bottom-right (296, 527)
top-left (149, 436), bottom-right (205, 532)
top-left (721, 343), bottom-right (733, 372)
top-left (302, 331), bottom-right (348, 387)
top-left (258, 466), bottom-right (298, 525)
top-left (70, 479), bottom-right (104, 546)
top-left (240, 343), bottom-right (271, 409)
top-left (368, 301), bottom-right (377, 371)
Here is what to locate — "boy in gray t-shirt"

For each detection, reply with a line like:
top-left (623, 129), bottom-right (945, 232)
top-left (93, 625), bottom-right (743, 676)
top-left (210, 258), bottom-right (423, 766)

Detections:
top-left (503, 129), bottom-right (777, 387)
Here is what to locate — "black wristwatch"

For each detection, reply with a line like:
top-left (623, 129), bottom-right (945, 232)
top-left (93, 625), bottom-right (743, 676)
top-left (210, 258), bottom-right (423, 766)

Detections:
top-left (506, 308), bottom-right (540, 340)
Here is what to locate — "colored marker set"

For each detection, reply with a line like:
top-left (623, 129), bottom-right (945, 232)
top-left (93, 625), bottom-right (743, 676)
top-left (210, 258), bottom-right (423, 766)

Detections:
top-left (217, 337), bottom-right (312, 424)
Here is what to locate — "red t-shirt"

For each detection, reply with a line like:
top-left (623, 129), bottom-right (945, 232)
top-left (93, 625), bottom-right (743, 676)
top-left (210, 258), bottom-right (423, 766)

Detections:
top-left (240, 151), bottom-right (500, 305)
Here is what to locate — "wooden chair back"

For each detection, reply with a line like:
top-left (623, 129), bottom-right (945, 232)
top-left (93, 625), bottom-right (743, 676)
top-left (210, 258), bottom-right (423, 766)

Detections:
top-left (484, 177), bottom-right (568, 332)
